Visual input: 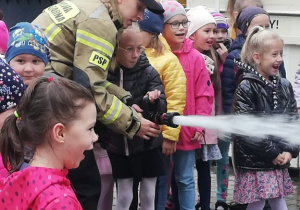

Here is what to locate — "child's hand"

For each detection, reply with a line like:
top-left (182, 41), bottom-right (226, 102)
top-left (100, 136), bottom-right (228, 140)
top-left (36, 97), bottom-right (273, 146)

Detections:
top-left (131, 104), bottom-right (143, 113)
top-left (146, 90), bottom-right (161, 103)
top-left (162, 139), bottom-right (176, 155)
top-left (216, 43), bottom-right (228, 63)
top-left (272, 153), bottom-right (285, 165)
top-left (280, 152), bottom-right (292, 165)
top-left (190, 131), bottom-right (204, 142)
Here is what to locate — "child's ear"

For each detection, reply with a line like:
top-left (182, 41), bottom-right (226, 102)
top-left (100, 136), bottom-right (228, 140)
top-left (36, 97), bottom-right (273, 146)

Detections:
top-left (189, 33), bottom-right (195, 41)
top-left (51, 123), bottom-right (66, 144)
top-left (252, 52), bottom-right (260, 65)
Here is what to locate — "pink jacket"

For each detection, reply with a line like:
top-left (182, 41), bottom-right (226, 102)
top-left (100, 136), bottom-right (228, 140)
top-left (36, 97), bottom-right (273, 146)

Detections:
top-left (0, 165), bottom-right (82, 209)
top-left (0, 21), bottom-right (9, 54)
top-left (172, 38), bottom-right (214, 151)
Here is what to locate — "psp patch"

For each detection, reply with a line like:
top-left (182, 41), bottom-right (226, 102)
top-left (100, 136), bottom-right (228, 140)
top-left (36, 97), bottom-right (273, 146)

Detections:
top-left (89, 51), bottom-right (109, 70)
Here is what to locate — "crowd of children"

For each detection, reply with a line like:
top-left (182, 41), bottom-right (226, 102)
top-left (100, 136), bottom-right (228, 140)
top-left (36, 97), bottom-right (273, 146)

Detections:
top-left (0, 0), bottom-right (299, 210)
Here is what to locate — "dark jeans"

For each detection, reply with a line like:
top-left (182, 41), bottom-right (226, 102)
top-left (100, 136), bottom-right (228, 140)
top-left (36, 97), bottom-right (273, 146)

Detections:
top-left (68, 149), bottom-right (101, 210)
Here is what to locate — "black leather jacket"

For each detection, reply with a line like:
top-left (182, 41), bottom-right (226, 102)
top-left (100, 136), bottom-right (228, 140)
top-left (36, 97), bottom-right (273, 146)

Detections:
top-left (232, 60), bottom-right (299, 170)
top-left (104, 53), bottom-right (166, 156)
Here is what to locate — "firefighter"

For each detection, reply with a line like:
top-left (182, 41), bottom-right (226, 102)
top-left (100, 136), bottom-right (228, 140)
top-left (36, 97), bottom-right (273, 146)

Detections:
top-left (32, 0), bottom-right (164, 209)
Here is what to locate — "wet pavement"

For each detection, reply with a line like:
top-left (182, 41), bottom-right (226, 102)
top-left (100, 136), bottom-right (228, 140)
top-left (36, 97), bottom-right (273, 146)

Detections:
top-left (112, 165), bottom-right (300, 209)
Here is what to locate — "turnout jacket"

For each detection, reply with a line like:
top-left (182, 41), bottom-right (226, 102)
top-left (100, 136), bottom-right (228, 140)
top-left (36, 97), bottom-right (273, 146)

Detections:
top-left (32, 0), bottom-right (140, 139)
top-left (233, 60), bottom-right (299, 170)
top-left (106, 53), bottom-right (166, 155)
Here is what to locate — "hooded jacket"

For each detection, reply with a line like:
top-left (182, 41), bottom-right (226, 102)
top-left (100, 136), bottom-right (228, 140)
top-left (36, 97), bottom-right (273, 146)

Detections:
top-left (233, 60), bottom-right (299, 170)
top-left (144, 36), bottom-right (186, 142)
top-left (0, 166), bottom-right (82, 209)
top-left (172, 38), bottom-right (214, 151)
top-left (105, 53), bottom-right (166, 156)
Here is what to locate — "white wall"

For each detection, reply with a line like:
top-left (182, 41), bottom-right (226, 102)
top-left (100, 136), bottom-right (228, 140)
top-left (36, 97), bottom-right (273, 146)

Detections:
top-left (186, 0), bottom-right (300, 85)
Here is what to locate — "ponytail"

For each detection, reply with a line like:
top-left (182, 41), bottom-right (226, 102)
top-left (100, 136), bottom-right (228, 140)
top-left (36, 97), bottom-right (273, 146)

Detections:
top-left (240, 26), bottom-right (263, 67)
top-left (0, 113), bottom-right (24, 173)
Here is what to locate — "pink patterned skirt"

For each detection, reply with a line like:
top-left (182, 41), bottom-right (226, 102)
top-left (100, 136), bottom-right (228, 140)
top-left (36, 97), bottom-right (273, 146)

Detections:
top-left (234, 168), bottom-right (294, 204)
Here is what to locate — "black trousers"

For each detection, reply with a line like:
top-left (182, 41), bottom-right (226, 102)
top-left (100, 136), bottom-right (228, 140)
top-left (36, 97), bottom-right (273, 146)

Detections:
top-left (68, 149), bottom-right (101, 210)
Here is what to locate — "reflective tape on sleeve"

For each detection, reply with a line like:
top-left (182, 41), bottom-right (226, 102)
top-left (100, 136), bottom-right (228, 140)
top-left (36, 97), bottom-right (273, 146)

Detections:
top-left (99, 96), bottom-right (122, 124)
top-left (44, 23), bottom-right (61, 41)
top-left (76, 29), bottom-right (114, 58)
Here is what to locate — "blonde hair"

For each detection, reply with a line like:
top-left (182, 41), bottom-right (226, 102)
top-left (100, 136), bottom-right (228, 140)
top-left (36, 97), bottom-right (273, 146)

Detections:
top-left (226, 0), bottom-right (263, 26)
top-left (241, 26), bottom-right (283, 67)
top-left (148, 35), bottom-right (165, 57)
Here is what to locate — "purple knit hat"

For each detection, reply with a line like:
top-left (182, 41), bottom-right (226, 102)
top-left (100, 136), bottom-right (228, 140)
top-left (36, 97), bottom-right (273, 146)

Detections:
top-left (236, 6), bottom-right (269, 35)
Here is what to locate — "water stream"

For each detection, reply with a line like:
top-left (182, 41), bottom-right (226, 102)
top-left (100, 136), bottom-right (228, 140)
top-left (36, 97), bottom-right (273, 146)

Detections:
top-left (172, 115), bottom-right (300, 144)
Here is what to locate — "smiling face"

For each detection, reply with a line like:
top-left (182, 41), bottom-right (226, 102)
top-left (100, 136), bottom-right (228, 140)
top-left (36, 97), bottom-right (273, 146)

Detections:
top-left (189, 23), bottom-right (216, 52)
top-left (117, 0), bottom-right (146, 28)
top-left (61, 102), bottom-right (98, 169)
top-left (162, 14), bottom-right (188, 51)
top-left (9, 54), bottom-right (45, 86)
top-left (254, 39), bottom-right (283, 80)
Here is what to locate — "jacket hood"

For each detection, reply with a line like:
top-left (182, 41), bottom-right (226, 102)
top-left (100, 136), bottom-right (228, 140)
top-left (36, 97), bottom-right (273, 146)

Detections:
top-left (0, 166), bottom-right (70, 209)
top-left (229, 34), bottom-right (245, 53)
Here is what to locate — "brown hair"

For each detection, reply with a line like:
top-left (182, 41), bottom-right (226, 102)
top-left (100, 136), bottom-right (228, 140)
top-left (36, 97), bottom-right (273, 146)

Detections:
top-left (203, 49), bottom-right (220, 91)
top-left (226, 0), bottom-right (263, 26)
top-left (0, 77), bottom-right (95, 173)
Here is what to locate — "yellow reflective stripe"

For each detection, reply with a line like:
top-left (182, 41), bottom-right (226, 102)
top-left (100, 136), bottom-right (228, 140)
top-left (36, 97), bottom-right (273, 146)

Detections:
top-left (99, 96), bottom-right (122, 124)
top-left (44, 23), bottom-right (61, 41)
top-left (103, 81), bottom-right (112, 88)
top-left (76, 29), bottom-right (114, 58)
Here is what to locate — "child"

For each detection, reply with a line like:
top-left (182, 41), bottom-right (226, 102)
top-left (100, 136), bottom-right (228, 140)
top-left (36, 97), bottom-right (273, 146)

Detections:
top-left (233, 26), bottom-right (299, 210)
top-left (106, 25), bottom-right (166, 210)
top-left (222, 6), bottom-right (270, 115)
top-left (0, 77), bottom-right (98, 209)
top-left (187, 6), bottom-right (222, 210)
top-left (211, 11), bottom-right (232, 210)
top-left (226, 0), bottom-right (263, 40)
top-left (0, 59), bottom-right (26, 177)
top-left (5, 22), bottom-right (49, 86)
top-left (138, 9), bottom-right (186, 209)
top-left (160, 1), bottom-right (214, 209)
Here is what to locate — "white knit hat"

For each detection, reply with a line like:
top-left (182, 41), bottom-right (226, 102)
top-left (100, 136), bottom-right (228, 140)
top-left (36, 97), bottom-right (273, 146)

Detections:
top-left (186, 6), bottom-right (216, 38)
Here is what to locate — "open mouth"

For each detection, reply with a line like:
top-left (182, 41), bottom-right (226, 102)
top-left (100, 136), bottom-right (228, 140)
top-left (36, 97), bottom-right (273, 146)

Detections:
top-left (175, 33), bottom-right (185, 37)
top-left (272, 64), bottom-right (280, 69)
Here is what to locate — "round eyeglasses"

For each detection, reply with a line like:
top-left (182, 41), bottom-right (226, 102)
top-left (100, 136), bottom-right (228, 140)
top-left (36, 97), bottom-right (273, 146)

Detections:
top-left (118, 46), bottom-right (145, 55)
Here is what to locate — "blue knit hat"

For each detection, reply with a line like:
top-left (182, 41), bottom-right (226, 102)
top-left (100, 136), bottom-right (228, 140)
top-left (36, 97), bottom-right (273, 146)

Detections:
top-left (138, 9), bottom-right (164, 35)
top-left (0, 58), bottom-right (26, 113)
top-left (5, 22), bottom-right (49, 65)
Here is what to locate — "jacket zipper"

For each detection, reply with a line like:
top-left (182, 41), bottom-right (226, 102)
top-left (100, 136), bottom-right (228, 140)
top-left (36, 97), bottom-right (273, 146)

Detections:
top-left (120, 68), bottom-right (129, 156)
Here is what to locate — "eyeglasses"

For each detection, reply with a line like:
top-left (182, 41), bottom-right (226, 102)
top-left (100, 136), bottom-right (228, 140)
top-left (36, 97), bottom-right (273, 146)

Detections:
top-left (165, 20), bottom-right (190, 29)
top-left (118, 46), bottom-right (145, 55)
